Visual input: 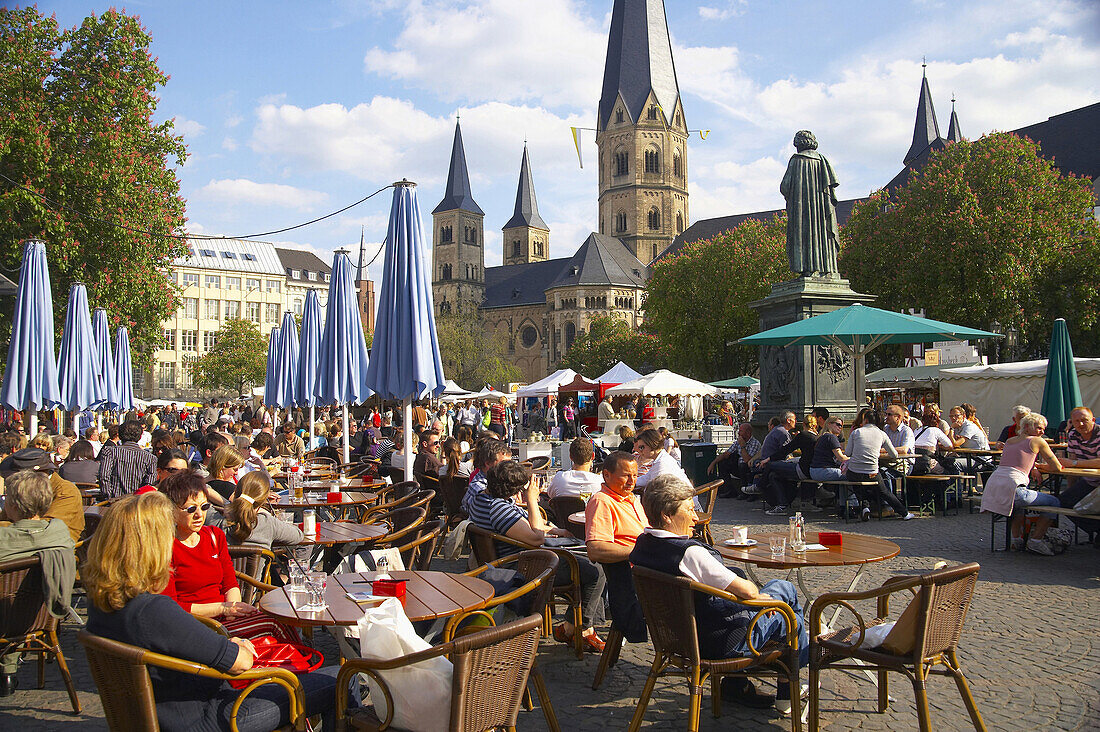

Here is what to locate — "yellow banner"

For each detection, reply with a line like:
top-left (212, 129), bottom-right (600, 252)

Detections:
top-left (570, 127), bottom-right (584, 168)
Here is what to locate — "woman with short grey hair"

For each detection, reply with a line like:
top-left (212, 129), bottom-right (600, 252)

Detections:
top-left (2, 470), bottom-right (56, 522)
top-left (639, 473), bottom-right (695, 528)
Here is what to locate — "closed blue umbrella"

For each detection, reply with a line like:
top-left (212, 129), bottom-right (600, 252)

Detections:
top-left (57, 283), bottom-right (99, 431)
top-left (92, 307), bottom-right (118, 411)
top-left (1, 240), bottom-right (60, 433)
top-left (296, 290), bottom-right (323, 439)
top-left (264, 326), bottom-right (281, 410)
top-left (275, 311), bottom-right (299, 410)
top-left (314, 250), bottom-right (371, 464)
top-left (113, 326), bottom-right (136, 412)
top-left (365, 182), bottom-right (446, 481)
top-left (1040, 318), bottom-right (1082, 431)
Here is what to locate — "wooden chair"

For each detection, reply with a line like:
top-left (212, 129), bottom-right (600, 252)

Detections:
top-left (549, 495), bottom-right (587, 539)
top-left (0, 556), bottom-right (81, 713)
top-left (808, 562), bottom-right (986, 732)
top-left (691, 479), bottom-right (723, 545)
top-left (79, 630), bottom-right (307, 732)
top-left (628, 565), bottom-right (803, 732)
top-left (466, 523), bottom-right (586, 659)
top-left (393, 519), bottom-right (445, 571)
top-left (361, 489), bottom-right (433, 524)
top-left (334, 613), bottom-right (543, 732)
top-left (75, 482), bottom-right (102, 506)
top-left (436, 474), bottom-right (469, 529)
top-left (226, 546), bottom-right (276, 604)
top-left (521, 455), bottom-right (552, 471)
top-left (366, 506), bottom-right (428, 547)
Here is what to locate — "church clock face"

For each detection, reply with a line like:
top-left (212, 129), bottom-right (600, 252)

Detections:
top-left (521, 326), bottom-right (538, 348)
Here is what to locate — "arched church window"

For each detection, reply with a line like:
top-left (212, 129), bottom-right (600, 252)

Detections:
top-left (616, 211), bottom-right (627, 233)
top-left (521, 325), bottom-right (538, 348)
top-left (647, 105), bottom-right (658, 121)
top-left (512, 240), bottom-right (521, 258)
top-left (615, 108), bottom-right (624, 124)
top-left (564, 322), bottom-right (576, 350)
top-left (644, 148), bottom-right (660, 174)
top-left (676, 212), bottom-right (684, 233)
top-left (614, 150), bottom-right (629, 177)
top-left (673, 150), bottom-right (682, 177)
top-left (648, 207), bottom-right (661, 231)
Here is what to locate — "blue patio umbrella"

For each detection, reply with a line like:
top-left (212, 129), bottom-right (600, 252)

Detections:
top-left (92, 307), bottom-right (118, 411)
top-left (1040, 318), bottom-right (1082, 431)
top-left (113, 326), bottom-right (136, 412)
top-left (365, 182), bottom-right (446, 481)
top-left (264, 326), bottom-right (281, 411)
top-left (314, 249), bottom-right (371, 464)
top-left (275, 311), bottom-right (299, 411)
top-left (296, 289), bottom-right (323, 440)
top-left (57, 283), bottom-right (99, 428)
top-left (0, 240), bottom-right (60, 433)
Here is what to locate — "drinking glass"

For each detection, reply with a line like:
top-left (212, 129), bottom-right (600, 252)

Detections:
top-left (579, 491), bottom-right (593, 502)
top-left (301, 571), bottom-right (328, 611)
top-left (769, 535), bottom-right (787, 559)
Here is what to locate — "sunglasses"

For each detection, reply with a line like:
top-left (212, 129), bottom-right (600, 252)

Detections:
top-left (179, 502), bottom-right (211, 514)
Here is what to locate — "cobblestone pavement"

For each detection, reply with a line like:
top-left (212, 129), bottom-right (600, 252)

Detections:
top-left (3, 496), bottom-right (1099, 730)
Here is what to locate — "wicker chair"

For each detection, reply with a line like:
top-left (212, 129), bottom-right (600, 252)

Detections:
top-left (691, 479), bottom-right (723, 546)
top-left (466, 523), bottom-right (586, 660)
top-left (75, 481), bottom-right (102, 506)
top-left (392, 518), bottom-right (445, 571)
top-left (549, 495), bottom-right (587, 539)
top-left (226, 546), bottom-right (276, 604)
top-left (436, 474), bottom-right (469, 529)
top-left (521, 455), bottom-right (552, 471)
top-left (334, 613), bottom-right (543, 732)
top-left (78, 630), bottom-right (307, 732)
top-left (0, 556), bottom-right (81, 713)
top-left (591, 560), bottom-right (646, 691)
top-left (366, 506), bottom-right (428, 548)
top-left (628, 565), bottom-right (803, 732)
top-left (808, 562), bottom-right (986, 732)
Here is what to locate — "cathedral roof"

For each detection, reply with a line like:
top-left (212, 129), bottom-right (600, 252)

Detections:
top-left (502, 145), bottom-right (548, 230)
top-left (903, 68), bottom-right (943, 166)
top-left (433, 120), bottom-right (483, 215)
top-left (548, 233), bottom-right (648, 289)
top-left (946, 99), bottom-right (963, 143)
top-left (482, 258), bottom-right (568, 309)
top-left (598, 0), bottom-right (681, 129)
top-left (1013, 101), bottom-right (1100, 181)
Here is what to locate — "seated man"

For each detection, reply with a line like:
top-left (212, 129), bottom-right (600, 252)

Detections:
top-left (1061, 407), bottom-right (1100, 540)
top-left (630, 473), bottom-right (808, 713)
top-left (412, 429), bottom-right (443, 481)
top-left (548, 438), bottom-right (604, 499)
top-left (0, 470), bottom-right (77, 696)
top-left (707, 423), bottom-right (760, 498)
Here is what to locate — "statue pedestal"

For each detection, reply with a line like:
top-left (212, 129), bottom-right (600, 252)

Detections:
top-left (749, 277), bottom-right (876, 430)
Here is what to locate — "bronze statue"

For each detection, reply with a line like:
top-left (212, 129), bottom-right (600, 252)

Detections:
top-left (780, 130), bottom-right (840, 278)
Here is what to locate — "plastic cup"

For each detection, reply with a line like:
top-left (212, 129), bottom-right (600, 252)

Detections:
top-left (301, 571), bottom-right (328, 610)
top-left (769, 535), bottom-right (786, 558)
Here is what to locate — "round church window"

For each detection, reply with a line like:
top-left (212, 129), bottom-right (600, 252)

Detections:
top-left (521, 326), bottom-right (538, 348)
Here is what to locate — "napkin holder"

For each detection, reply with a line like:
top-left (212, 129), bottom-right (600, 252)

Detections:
top-left (818, 531), bottom-right (842, 547)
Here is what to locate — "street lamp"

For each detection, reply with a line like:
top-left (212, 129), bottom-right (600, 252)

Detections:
top-left (989, 321), bottom-right (1003, 363)
top-left (1005, 325), bottom-right (1018, 362)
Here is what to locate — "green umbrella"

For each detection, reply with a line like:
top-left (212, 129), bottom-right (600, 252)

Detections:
top-left (709, 376), bottom-right (759, 389)
top-left (738, 303), bottom-right (999, 357)
top-left (1039, 318), bottom-right (1082, 429)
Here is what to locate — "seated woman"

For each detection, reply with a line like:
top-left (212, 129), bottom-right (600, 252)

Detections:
top-left (466, 460), bottom-right (606, 652)
top-left (981, 412), bottom-right (1064, 555)
top-left (223, 471), bottom-right (304, 550)
top-left (809, 417), bottom-right (849, 482)
top-left (845, 408), bottom-right (915, 521)
top-left (658, 427), bottom-right (682, 466)
top-left (437, 437), bottom-right (472, 479)
top-left (617, 424), bottom-right (635, 454)
top-left (159, 470), bottom-right (298, 643)
top-left (634, 427), bottom-right (690, 490)
top-left (206, 445), bottom-right (246, 507)
top-left (629, 474), bottom-right (809, 713)
top-left (58, 439), bottom-right (100, 485)
top-left (156, 448), bottom-right (190, 485)
top-left (83, 491), bottom-right (337, 732)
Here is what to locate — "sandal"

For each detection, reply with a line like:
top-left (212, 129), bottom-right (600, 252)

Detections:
top-left (581, 629), bottom-right (605, 653)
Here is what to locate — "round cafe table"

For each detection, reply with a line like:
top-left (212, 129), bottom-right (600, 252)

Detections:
top-left (300, 521), bottom-right (388, 547)
top-left (270, 490), bottom-right (378, 510)
top-left (258, 570), bottom-right (495, 626)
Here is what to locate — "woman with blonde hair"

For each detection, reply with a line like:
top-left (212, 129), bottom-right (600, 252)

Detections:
top-left (205, 444), bottom-right (246, 505)
top-left (223, 471), bottom-right (304, 550)
top-left (84, 491), bottom-right (338, 730)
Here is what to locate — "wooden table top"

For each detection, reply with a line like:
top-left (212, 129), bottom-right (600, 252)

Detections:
top-left (953, 448), bottom-right (1003, 456)
top-left (258, 570), bottom-right (495, 625)
top-left (270, 490), bottom-right (378, 509)
top-left (300, 521), bottom-right (388, 546)
top-left (1039, 466), bottom-right (1100, 477)
top-left (716, 531), bottom-right (900, 570)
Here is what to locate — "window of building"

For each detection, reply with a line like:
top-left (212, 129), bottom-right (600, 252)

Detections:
top-left (323, 273), bottom-right (330, 282)
top-left (157, 362), bottom-right (175, 390)
top-left (163, 329), bottom-right (176, 350)
top-left (564, 322), bottom-right (576, 350)
top-left (293, 298), bottom-right (303, 316)
top-left (205, 299), bottom-right (220, 320)
top-left (226, 277), bottom-right (241, 290)
top-left (615, 108), bottom-right (624, 123)
top-left (648, 207), bottom-right (661, 231)
top-left (647, 105), bottom-right (658, 120)
top-left (246, 277), bottom-right (261, 291)
top-left (182, 273), bottom-right (199, 288)
top-left (676, 212), bottom-right (684, 234)
top-left (203, 331), bottom-right (218, 351)
top-left (199, 249), bottom-right (216, 257)
top-left (241, 253), bottom-right (257, 261)
top-left (534, 240), bottom-right (543, 257)
top-left (166, 271), bottom-right (177, 284)
top-left (644, 149), bottom-right (660, 174)
top-left (673, 150), bottom-right (683, 178)
top-left (616, 211), bottom-right (628, 233)
top-left (439, 301), bottom-right (452, 315)
top-left (265, 303), bottom-right (279, 324)
top-left (222, 251), bottom-right (237, 259)
top-left (205, 275), bottom-right (221, 289)
top-left (285, 268), bottom-right (297, 279)
top-left (266, 280), bottom-right (280, 293)
top-left (440, 225), bottom-right (452, 243)
top-left (246, 302), bottom-right (261, 323)
top-left (306, 271), bottom-right (317, 281)
top-left (226, 300), bottom-right (241, 319)
top-left (521, 325), bottom-right (538, 348)
top-left (512, 240), bottom-right (521, 258)
top-left (614, 151), bottom-right (629, 177)
top-left (441, 264), bottom-right (452, 280)
top-left (182, 297), bottom-right (199, 319)
top-left (464, 226), bottom-right (478, 245)
top-left (180, 330), bottom-right (197, 352)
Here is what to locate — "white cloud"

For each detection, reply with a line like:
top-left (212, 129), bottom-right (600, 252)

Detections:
top-left (225, 114), bottom-right (243, 128)
top-left (222, 137), bottom-right (238, 151)
top-left (198, 179), bottom-right (329, 211)
top-left (174, 115), bottom-right (206, 137)
top-left (698, 1), bottom-right (747, 21)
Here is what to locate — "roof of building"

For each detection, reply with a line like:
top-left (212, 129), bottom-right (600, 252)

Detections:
top-left (0, 272), bottom-right (16, 297)
top-left (884, 137), bottom-right (948, 191)
top-left (275, 247), bottom-right (332, 285)
top-left (946, 99), bottom-right (962, 143)
top-left (547, 233), bottom-right (648, 289)
top-left (1013, 101), bottom-right (1100, 181)
top-left (433, 120), bottom-right (483, 216)
top-left (176, 238), bottom-right (284, 275)
top-left (483, 258), bottom-right (569, 309)
top-left (502, 145), bottom-right (548, 231)
top-left (598, 0), bottom-right (681, 129)
top-left (904, 68), bottom-right (943, 165)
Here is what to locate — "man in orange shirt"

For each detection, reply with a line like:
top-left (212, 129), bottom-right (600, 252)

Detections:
top-left (585, 450), bottom-right (649, 642)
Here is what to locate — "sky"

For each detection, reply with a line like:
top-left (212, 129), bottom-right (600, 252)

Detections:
top-left (35, 0), bottom-right (1100, 282)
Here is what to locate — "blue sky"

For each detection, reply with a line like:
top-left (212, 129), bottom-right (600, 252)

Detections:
top-left (36, 0), bottom-right (1100, 280)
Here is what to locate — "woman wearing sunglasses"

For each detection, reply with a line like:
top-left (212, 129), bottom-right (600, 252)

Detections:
top-left (155, 448), bottom-right (190, 485)
top-left (160, 470), bottom-right (298, 642)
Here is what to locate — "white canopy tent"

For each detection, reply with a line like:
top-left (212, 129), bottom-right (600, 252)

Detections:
top-left (471, 386), bottom-right (514, 401)
top-left (515, 369), bottom-right (578, 398)
top-left (939, 358), bottom-right (1100, 428)
top-left (606, 369), bottom-right (721, 398)
top-left (596, 361), bottom-right (642, 384)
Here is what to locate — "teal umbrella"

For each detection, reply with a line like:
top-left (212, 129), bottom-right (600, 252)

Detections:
top-left (1040, 318), bottom-right (1081, 429)
top-left (709, 376), bottom-right (759, 389)
top-left (739, 303), bottom-right (999, 357)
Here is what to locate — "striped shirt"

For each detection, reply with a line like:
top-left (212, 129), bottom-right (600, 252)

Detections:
top-left (467, 489), bottom-right (527, 557)
top-left (1068, 425), bottom-right (1100, 461)
top-left (97, 441), bottom-right (157, 499)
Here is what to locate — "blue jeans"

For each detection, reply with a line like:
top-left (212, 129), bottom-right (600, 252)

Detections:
top-left (809, 466), bottom-right (844, 482)
top-left (732, 579), bottom-right (809, 668)
top-left (1015, 486), bottom-right (1060, 519)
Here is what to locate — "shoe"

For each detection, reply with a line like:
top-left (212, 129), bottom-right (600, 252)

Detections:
top-left (775, 683), bottom-right (809, 715)
top-left (742, 484), bottom-right (762, 495)
top-left (582, 629), bottom-right (605, 653)
top-left (552, 623), bottom-right (571, 645)
top-left (902, 512), bottom-right (917, 521)
top-left (720, 677), bottom-right (775, 709)
top-left (1027, 538), bottom-right (1055, 556)
top-left (765, 505), bottom-right (789, 516)
top-left (816, 486), bottom-right (836, 500)
top-left (1011, 537), bottom-right (1025, 551)
top-left (861, 507), bottom-right (871, 522)
top-left (0, 673), bottom-right (17, 697)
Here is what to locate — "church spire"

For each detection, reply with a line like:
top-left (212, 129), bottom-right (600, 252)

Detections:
top-left (903, 62), bottom-right (942, 165)
top-left (946, 96), bottom-right (962, 143)
top-left (433, 119), bottom-right (483, 215)
top-left (355, 226), bottom-right (366, 283)
top-left (503, 145), bottom-right (547, 230)
top-left (598, 0), bottom-right (681, 130)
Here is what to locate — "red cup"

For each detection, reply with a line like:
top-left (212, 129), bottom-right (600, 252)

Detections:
top-left (326, 492), bottom-right (342, 502)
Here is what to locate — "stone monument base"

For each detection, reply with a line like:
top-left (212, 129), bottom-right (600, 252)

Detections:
top-left (750, 276), bottom-right (876, 432)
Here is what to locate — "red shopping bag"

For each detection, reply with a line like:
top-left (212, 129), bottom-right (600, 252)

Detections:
top-left (228, 635), bottom-right (324, 689)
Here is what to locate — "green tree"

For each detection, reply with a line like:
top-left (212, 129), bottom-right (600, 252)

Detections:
top-left (0, 7), bottom-right (188, 370)
top-left (189, 319), bottom-right (267, 397)
top-left (841, 132), bottom-right (1100, 362)
top-left (435, 314), bottom-right (521, 389)
top-left (559, 314), bottom-right (661, 376)
top-left (644, 217), bottom-right (789, 380)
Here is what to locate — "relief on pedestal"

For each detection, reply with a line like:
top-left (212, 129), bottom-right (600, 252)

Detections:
top-left (816, 345), bottom-right (851, 384)
top-left (762, 345), bottom-right (795, 403)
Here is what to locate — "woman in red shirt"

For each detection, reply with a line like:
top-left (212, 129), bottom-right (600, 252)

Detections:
top-left (159, 470), bottom-right (298, 642)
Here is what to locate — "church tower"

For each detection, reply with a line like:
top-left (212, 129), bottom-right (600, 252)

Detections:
top-left (502, 145), bottom-right (550, 266)
top-left (903, 64), bottom-right (944, 165)
top-left (354, 228), bottom-right (376, 335)
top-left (596, 0), bottom-right (689, 265)
top-left (432, 120), bottom-right (485, 316)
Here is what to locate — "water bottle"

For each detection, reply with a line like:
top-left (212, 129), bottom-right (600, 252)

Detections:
top-left (791, 511), bottom-right (806, 553)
